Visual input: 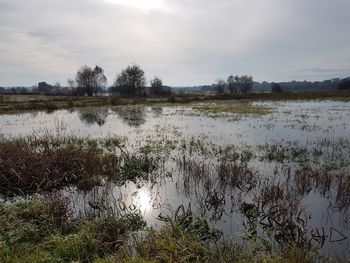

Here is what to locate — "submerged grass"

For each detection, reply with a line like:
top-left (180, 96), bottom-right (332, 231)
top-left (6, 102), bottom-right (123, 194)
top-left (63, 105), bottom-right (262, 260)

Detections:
top-left (193, 101), bottom-right (273, 118)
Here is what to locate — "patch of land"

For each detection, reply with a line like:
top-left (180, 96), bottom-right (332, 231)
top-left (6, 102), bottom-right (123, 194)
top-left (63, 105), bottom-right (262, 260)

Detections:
top-left (1, 91), bottom-right (350, 114)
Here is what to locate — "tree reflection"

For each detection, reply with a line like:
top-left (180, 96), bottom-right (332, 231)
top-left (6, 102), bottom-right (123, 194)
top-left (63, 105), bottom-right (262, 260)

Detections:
top-left (112, 106), bottom-right (146, 127)
top-left (79, 107), bottom-right (109, 126)
top-left (151, 106), bottom-right (163, 118)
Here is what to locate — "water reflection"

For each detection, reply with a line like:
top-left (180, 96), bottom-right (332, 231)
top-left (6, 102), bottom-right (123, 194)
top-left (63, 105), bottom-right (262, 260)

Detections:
top-left (135, 188), bottom-right (152, 213)
top-left (1, 101), bottom-right (350, 257)
top-left (151, 106), bottom-right (163, 118)
top-left (79, 107), bottom-right (109, 126)
top-left (112, 106), bottom-right (146, 127)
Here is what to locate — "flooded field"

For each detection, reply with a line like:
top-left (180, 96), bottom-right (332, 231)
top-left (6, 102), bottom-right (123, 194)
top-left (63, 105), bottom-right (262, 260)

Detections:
top-left (1, 100), bottom-right (350, 260)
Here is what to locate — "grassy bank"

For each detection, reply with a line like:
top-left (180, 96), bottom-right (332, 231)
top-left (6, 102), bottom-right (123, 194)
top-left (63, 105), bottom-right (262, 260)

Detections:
top-left (1, 91), bottom-right (350, 114)
top-left (0, 195), bottom-right (316, 263)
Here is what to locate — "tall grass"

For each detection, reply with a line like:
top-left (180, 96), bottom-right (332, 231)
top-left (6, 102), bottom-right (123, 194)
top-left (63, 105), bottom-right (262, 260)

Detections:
top-left (0, 134), bottom-right (160, 195)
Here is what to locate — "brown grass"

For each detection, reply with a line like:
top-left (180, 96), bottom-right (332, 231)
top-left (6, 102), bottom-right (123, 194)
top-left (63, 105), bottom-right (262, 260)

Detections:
top-left (217, 161), bottom-right (256, 190)
top-left (0, 142), bottom-right (119, 195)
top-left (1, 91), bottom-right (350, 114)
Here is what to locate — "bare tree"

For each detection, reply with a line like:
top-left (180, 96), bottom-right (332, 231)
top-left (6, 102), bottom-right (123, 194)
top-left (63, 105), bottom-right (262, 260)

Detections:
top-left (227, 75), bottom-right (239, 94)
top-left (53, 82), bottom-right (61, 95)
top-left (67, 78), bottom-right (80, 96)
top-left (92, 66), bottom-right (107, 95)
top-left (216, 79), bottom-right (226, 94)
top-left (240, 75), bottom-right (254, 93)
top-left (75, 65), bottom-right (107, 96)
top-left (67, 78), bottom-right (75, 89)
top-left (112, 64), bottom-right (146, 96)
top-left (226, 75), bottom-right (254, 94)
top-left (149, 76), bottom-right (164, 95)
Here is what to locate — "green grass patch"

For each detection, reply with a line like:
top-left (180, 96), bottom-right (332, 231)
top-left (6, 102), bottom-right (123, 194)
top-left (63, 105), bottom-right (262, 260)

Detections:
top-left (193, 101), bottom-right (273, 117)
top-left (0, 195), bottom-right (146, 262)
top-left (1, 91), bottom-right (350, 114)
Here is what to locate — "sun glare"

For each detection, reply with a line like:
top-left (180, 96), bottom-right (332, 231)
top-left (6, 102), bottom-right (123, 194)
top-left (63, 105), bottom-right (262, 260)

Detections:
top-left (137, 189), bottom-right (152, 212)
top-left (104, 0), bottom-right (167, 11)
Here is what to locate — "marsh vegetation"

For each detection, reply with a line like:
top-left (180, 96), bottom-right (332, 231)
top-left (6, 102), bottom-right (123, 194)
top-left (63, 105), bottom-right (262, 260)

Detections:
top-left (0, 100), bottom-right (350, 262)
top-left (1, 91), bottom-right (350, 114)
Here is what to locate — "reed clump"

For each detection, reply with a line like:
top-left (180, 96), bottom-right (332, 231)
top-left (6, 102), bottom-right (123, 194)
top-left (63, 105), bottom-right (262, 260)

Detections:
top-left (0, 140), bottom-right (119, 195)
top-left (0, 135), bottom-right (160, 195)
top-left (217, 161), bottom-right (256, 190)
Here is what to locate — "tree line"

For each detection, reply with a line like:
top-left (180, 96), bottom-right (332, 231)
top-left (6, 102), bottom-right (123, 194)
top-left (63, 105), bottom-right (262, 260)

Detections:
top-left (215, 75), bottom-right (254, 94)
top-left (1, 65), bottom-right (349, 96)
top-left (199, 77), bottom-right (350, 93)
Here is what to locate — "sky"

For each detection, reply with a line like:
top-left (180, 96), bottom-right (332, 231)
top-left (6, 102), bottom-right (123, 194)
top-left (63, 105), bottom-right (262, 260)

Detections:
top-left (0, 0), bottom-right (350, 87)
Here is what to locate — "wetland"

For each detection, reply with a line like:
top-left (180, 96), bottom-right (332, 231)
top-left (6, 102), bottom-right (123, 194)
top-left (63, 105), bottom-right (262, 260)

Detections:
top-left (1, 99), bottom-right (350, 262)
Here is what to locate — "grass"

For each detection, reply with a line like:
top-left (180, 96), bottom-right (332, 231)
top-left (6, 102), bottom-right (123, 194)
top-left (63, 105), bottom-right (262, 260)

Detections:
top-left (1, 91), bottom-right (350, 114)
top-left (0, 137), bottom-right (118, 195)
top-left (259, 139), bottom-right (350, 170)
top-left (193, 101), bottom-right (273, 117)
top-left (0, 194), bottom-right (146, 263)
top-left (0, 134), bottom-right (160, 195)
top-left (257, 139), bottom-right (350, 210)
top-left (1, 111), bottom-right (350, 261)
top-left (0, 195), bottom-right (317, 262)
top-left (217, 161), bottom-right (256, 190)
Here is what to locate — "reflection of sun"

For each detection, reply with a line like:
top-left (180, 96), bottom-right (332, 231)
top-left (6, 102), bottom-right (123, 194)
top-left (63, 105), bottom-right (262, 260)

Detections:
top-left (104, 0), bottom-right (166, 11)
top-left (138, 189), bottom-right (152, 212)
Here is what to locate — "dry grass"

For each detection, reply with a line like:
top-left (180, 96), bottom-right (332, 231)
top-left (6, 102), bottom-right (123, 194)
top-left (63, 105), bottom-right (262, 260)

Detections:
top-left (217, 161), bottom-right (256, 190)
top-left (2, 91), bottom-right (350, 114)
top-left (193, 101), bottom-right (273, 116)
top-left (0, 142), bottom-right (119, 195)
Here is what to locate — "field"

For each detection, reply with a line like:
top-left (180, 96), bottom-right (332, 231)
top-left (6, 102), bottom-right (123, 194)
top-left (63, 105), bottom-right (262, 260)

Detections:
top-left (1, 91), bottom-right (350, 113)
top-left (1, 95), bottom-right (350, 262)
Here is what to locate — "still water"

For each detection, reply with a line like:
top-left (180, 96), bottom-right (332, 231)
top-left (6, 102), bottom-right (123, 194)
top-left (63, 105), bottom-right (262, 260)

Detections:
top-left (1, 100), bottom-right (350, 258)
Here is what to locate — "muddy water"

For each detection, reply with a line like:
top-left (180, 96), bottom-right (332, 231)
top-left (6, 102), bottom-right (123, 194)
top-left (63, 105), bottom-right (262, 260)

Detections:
top-left (1, 100), bottom-right (350, 257)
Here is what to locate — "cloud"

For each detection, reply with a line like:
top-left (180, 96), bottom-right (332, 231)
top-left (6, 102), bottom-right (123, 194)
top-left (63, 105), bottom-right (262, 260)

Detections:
top-left (0, 0), bottom-right (349, 86)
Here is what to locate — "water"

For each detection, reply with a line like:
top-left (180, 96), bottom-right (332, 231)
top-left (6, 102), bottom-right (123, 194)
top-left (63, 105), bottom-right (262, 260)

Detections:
top-left (1, 100), bottom-right (350, 257)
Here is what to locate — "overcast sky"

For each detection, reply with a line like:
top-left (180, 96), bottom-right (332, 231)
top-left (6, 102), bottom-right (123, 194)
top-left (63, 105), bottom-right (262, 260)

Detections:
top-left (0, 0), bottom-right (349, 86)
